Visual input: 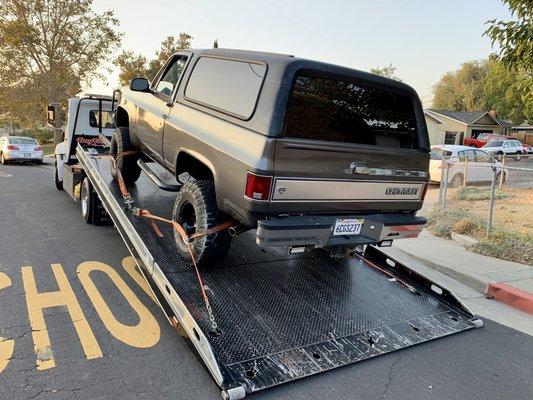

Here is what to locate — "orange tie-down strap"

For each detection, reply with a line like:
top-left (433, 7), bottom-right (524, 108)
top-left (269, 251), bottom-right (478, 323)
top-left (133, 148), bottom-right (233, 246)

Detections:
top-left (134, 209), bottom-right (236, 332)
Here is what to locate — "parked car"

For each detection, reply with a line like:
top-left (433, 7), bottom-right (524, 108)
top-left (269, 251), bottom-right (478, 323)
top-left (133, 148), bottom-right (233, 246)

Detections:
top-left (429, 145), bottom-right (506, 187)
top-left (464, 133), bottom-right (506, 148)
top-left (112, 48), bottom-right (430, 265)
top-left (0, 136), bottom-right (43, 165)
top-left (519, 143), bottom-right (532, 154)
top-left (482, 139), bottom-right (524, 160)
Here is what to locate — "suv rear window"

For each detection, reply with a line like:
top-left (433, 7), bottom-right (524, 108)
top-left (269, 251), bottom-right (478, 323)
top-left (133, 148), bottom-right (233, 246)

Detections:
top-left (284, 71), bottom-right (420, 149)
top-left (185, 57), bottom-right (266, 120)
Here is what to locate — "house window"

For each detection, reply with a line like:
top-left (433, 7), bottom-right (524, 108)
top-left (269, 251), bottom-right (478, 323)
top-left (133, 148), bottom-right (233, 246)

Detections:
top-left (444, 131), bottom-right (457, 144)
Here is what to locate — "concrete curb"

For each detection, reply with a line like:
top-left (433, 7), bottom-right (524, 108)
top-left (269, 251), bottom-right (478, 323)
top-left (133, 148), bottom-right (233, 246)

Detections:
top-left (487, 283), bottom-right (533, 315)
top-left (398, 248), bottom-right (533, 315)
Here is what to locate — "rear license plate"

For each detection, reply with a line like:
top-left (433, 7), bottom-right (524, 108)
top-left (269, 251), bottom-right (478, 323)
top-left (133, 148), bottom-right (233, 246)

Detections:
top-left (24, 153), bottom-right (31, 157)
top-left (333, 218), bottom-right (363, 236)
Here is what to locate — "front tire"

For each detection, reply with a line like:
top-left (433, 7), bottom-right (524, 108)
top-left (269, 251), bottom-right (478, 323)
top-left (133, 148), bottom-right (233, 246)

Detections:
top-left (110, 127), bottom-right (141, 184)
top-left (172, 180), bottom-right (232, 267)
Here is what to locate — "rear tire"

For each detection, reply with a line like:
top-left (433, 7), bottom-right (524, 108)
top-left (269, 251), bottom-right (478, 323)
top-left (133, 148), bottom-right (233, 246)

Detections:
top-left (54, 162), bottom-right (63, 190)
top-left (81, 178), bottom-right (93, 224)
top-left (110, 127), bottom-right (141, 184)
top-left (172, 180), bottom-right (232, 267)
top-left (1, 152), bottom-right (8, 165)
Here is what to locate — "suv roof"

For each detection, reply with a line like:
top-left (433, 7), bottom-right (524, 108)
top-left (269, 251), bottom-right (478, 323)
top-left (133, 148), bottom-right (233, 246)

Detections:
top-left (190, 48), bottom-right (419, 95)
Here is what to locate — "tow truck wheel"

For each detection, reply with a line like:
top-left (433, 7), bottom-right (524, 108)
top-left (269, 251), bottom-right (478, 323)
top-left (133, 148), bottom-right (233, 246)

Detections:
top-left (81, 178), bottom-right (93, 224)
top-left (172, 180), bottom-right (232, 267)
top-left (54, 162), bottom-right (63, 190)
top-left (110, 127), bottom-right (141, 184)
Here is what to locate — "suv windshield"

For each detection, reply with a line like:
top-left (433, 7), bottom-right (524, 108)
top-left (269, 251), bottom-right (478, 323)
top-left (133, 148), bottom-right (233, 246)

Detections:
top-left (284, 71), bottom-right (420, 149)
top-left (477, 133), bottom-right (489, 141)
top-left (9, 137), bottom-right (38, 145)
top-left (485, 141), bottom-right (503, 147)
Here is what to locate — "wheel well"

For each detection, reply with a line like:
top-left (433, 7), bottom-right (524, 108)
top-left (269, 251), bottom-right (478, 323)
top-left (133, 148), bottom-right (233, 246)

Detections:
top-left (176, 152), bottom-right (214, 180)
top-left (114, 106), bottom-right (129, 128)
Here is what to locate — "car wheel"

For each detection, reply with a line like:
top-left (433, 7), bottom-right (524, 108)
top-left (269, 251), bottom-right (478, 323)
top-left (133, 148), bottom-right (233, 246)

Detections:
top-left (172, 180), bottom-right (232, 267)
top-left (450, 173), bottom-right (464, 188)
top-left (110, 127), bottom-right (141, 184)
top-left (81, 178), bottom-right (93, 224)
top-left (496, 171), bottom-right (506, 184)
top-left (54, 162), bottom-right (63, 191)
top-left (0, 152), bottom-right (8, 165)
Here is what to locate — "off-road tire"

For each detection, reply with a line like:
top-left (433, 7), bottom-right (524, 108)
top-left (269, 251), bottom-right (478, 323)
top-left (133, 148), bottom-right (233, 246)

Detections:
top-left (110, 127), bottom-right (141, 184)
top-left (54, 162), bottom-right (63, 190)
top-left (0, 152), bottom-right (8, 165)
top-left (172, 180), bottom-right (232, 267)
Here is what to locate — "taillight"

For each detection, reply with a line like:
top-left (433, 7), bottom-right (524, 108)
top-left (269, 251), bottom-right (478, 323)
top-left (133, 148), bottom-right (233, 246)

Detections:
top-left (7, 145), bottom-right (19, 150)
top-left (245, 172), bottom-right (272, 201)
top-left (35, 146), bottom-right (42, 151)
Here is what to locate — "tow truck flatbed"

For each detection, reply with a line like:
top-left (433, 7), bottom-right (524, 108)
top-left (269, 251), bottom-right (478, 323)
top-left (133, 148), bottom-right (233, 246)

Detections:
top-left (77, 145), bottom-right (482, 399)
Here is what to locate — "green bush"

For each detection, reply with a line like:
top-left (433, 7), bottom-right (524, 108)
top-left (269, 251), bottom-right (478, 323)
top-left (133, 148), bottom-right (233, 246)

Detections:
top-left (455, 187), bottom-right (511, 201)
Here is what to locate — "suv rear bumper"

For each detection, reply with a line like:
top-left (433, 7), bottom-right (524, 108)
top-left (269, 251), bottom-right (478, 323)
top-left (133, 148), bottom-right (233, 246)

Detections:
top-left (256, 213), bottom-right (426, 248)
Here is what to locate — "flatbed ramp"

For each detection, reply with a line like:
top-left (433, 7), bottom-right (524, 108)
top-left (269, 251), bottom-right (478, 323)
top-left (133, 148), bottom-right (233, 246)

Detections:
top-left (79, 146), bottom-right (481, 399)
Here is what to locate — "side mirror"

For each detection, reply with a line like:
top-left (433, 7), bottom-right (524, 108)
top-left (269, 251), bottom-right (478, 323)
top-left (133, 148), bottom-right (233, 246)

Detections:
top-left (130, 77), bottom-right (150, 92)
top-left (47, 103), bottom-right (60, 126)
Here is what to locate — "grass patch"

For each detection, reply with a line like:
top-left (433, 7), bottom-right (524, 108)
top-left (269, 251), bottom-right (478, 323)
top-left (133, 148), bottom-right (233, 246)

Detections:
top-left (455, 187), bottom-right (511, 201)
top-left (427, 206), bottom-right (533, 265)
top-left (473, 231), bottom-right (533, 266)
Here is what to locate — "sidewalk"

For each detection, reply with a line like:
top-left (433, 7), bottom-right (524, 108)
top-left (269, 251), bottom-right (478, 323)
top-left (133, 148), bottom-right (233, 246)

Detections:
top-left (393, 230), bottom-right (533, 314)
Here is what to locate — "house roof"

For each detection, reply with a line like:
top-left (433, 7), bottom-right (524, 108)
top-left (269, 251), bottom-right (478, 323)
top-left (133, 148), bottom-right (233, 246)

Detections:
top-left (428, 109), bottom-right (490, 124)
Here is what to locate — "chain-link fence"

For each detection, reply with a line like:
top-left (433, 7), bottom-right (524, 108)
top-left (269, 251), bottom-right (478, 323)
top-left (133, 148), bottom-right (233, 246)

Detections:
top-left (437, 154), bottom-right (533, 235)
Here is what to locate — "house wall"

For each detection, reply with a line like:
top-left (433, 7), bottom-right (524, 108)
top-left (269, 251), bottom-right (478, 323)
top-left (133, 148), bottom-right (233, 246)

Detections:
top-left (424, 117), bottom-right (446, 145)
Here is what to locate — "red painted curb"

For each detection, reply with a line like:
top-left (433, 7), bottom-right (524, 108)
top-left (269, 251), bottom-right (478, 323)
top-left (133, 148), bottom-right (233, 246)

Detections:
top-left (486, 283), bottom-right (533, 315)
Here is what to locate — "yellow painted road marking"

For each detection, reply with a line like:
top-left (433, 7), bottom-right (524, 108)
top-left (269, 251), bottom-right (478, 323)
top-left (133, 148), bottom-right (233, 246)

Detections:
top-left (78, 261), bottom-right (160, 348)
top-left (22, 264), bottom-right (103, 370)
top-left (0, 272), bottom-right (14, 374)
top-left (121, 256), bottom-right (156, 303)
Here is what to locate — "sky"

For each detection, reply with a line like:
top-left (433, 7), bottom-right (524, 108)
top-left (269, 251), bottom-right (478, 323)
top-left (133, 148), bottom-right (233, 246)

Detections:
top-left (86, 0), bottom-right (512, 108)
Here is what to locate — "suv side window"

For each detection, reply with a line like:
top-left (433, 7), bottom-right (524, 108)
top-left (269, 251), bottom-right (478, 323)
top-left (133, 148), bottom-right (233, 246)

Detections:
top-left (154, 56), bottom-right (188, 97)
top-left (185, 57), bottom-right (266, 120)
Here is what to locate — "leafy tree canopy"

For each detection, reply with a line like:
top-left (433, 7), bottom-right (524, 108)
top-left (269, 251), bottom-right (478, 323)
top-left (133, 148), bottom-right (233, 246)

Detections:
top-left (370, 63), bottom-right (402, 81)
top-left (115, 33), bottom-right (192, 86)
top-left (0, 0), bottom-right (121, 128)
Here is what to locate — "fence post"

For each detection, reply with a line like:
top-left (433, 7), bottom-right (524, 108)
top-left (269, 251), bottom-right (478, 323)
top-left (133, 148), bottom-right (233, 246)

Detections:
top-left (463, 159), bottom-right (468, 187)
top-left (487, 165), bottom-right (497, 233)
top-left (499, 157), bottom-right (505, 189)
top-left (439, 159), bottom-right (449, 209)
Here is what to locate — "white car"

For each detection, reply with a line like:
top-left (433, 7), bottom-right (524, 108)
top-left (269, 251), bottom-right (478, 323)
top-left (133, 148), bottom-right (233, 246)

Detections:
top-left (0, 136), bottom-right (43, 165)
top-left (482, 139), bottom-right (524, 160)
top-left (430, 145), bottom-right (506, 187)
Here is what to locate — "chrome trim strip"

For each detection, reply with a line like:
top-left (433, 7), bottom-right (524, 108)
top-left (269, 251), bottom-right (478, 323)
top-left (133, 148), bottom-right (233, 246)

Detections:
top-left (346, 164), bottom-right (428, 178)
top-left (272, 178), bottom-right (423, 201)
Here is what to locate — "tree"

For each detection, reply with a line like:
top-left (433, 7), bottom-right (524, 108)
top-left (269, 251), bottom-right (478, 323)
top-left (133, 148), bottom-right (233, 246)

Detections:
top-left (432, 60), bottom-right (488, 112)
top-left (432, 59), bottom-right (531, 123)
top-left (370, 63), bottom-right (402, 81)
top-left (485, 0), bottom-right (532, 71)
top-left (0, 0), bottom-right (121, 128)
top-left (115, 51), bottom-right (148, 87)
top-left (115, 33), bottom-right (192, 86)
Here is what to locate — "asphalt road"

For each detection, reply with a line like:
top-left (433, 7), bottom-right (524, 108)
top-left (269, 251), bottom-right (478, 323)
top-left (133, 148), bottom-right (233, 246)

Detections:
top-left (0, 160), bottom-right (532, 400)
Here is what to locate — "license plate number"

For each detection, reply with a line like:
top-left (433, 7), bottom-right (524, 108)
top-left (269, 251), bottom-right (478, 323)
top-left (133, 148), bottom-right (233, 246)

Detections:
top-left (333, 218), bottom-right (363, 236)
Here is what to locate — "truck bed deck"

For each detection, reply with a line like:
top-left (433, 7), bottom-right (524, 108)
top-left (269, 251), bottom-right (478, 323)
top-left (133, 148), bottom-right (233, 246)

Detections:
top-left (78, 146), bottom-right (481, 398)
